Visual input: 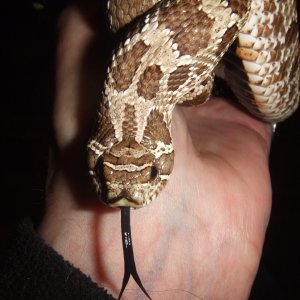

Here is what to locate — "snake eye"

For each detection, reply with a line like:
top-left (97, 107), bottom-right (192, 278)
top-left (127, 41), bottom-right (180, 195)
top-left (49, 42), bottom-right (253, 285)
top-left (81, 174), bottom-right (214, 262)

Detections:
top-left (150, 166), bottom-right (159, 180)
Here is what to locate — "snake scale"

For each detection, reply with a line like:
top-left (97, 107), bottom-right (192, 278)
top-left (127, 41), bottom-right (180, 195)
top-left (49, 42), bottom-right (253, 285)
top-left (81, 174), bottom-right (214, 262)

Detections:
top-left (87, 0), bottom-right (300, 298)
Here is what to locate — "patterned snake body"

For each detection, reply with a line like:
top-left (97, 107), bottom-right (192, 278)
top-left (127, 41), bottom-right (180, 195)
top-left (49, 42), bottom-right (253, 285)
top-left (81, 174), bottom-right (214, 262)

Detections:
top-left (87, 0), bottom-right (299, 208)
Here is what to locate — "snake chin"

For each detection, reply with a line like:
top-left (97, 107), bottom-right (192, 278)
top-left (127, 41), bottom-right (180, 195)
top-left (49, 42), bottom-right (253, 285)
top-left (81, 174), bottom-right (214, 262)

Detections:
top-left (105, 179), bottom-right (169, 208)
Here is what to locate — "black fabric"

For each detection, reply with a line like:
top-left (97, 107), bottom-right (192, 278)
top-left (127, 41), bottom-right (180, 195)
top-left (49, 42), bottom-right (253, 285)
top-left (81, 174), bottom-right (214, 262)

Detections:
top-left (0, 218), bottom-right (116, 300)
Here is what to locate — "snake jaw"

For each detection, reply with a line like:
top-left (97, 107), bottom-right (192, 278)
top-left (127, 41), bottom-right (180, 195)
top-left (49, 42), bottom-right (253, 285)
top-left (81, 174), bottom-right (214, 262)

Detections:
top-left (110, 196), bottom-right (141, 208)
top-left (103, 180), bottom-right (166, 208)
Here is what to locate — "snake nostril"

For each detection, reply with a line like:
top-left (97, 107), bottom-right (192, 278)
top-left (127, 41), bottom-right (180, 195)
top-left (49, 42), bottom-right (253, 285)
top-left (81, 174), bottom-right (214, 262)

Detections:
top-left (150, 166), bottom-right (159, 180)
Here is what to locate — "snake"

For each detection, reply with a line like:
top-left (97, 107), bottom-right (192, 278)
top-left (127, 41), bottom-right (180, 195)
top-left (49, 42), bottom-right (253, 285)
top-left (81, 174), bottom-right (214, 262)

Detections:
top-left (87, 0), bottom-right (300, 298)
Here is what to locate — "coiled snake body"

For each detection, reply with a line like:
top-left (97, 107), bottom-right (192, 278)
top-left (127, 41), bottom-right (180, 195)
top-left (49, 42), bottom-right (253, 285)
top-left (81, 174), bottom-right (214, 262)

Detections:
top-left (87, 0), bottom-right (299, 298)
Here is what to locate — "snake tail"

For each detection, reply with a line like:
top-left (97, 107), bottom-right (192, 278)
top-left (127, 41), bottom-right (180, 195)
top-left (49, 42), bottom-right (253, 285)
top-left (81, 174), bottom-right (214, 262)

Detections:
top-left (119, 207), bottom-right (151, 300)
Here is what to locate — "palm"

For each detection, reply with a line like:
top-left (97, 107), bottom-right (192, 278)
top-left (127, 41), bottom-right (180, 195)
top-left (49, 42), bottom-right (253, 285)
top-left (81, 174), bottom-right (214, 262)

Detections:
top-left (105, 100), bottom-right (272, 299)
top-left (39, 5), bottom-right (272, 300)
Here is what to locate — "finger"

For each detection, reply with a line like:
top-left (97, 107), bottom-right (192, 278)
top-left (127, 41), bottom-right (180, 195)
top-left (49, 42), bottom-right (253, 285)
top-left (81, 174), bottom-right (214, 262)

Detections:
top-left (180, 98), bottom-right (273, 151)
top-left (54, 2), bottom-right (108, 152)
top-left (48, 3), bottom-right (110, 200)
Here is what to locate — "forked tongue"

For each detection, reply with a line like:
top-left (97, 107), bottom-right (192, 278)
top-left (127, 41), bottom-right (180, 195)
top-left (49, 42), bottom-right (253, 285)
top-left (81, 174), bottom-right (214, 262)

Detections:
top-left (118, 207), bottom-right (151, 300)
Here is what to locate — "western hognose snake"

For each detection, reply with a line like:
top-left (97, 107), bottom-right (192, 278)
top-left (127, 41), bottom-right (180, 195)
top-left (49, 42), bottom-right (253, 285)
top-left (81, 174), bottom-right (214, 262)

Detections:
top-left (87, 0), bottom-right (299, 298)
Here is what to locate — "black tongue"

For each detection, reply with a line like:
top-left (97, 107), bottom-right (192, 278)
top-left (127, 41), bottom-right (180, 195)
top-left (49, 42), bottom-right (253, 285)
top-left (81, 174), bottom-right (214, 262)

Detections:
top-left (118, 207), bottom-right (152, 300)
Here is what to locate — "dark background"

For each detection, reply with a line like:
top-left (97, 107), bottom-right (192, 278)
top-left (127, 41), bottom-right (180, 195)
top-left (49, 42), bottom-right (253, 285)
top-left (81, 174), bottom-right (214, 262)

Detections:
top-left (1, 1), bottom-right (299, 299)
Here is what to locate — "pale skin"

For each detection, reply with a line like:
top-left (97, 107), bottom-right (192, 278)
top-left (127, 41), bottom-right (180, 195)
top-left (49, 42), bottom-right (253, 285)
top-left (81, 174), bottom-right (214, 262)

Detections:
top-left (38, 3), bottom-right (273, 300)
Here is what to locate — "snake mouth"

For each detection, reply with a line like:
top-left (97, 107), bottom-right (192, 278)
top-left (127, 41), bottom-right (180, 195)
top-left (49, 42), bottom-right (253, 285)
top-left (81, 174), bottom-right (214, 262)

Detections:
top-left (110, 197), bottom-right (141, 208)
top-left (109, 190), bottom-right (141, 208)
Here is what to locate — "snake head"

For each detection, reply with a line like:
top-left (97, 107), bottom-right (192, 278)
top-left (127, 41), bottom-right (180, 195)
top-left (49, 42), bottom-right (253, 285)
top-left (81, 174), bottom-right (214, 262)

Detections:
top-left (88, 137), bottom-right (174, 208)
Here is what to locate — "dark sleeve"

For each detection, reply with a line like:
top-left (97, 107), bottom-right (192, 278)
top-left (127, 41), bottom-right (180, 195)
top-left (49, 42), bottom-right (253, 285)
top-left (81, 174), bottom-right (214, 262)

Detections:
top-left (0, 218), bottom-right (116, 300)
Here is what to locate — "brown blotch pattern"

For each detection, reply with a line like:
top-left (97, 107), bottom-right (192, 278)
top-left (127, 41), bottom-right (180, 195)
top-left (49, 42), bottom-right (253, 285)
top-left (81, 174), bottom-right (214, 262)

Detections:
top-left (94, 99), bottom-right (117, 147)
top-left (103, 165), bottom-right (153, 185)
top-left (107, 0), bottom-right (158, 31)
top-left (143, 109), bottom-right (171, 146)
top-left (107, 138), bottom-right (156, 166)
top-left (111, 41), bottom-right (149, 92)
top-left (263, 0), bottom-right (277, 13)
top-left (179, 77), bottom-right (213, 106)
top-left (262, 25), bottom-right (273, 38)
top-left (273, 14), bottom-right (284, 37)
top-left (216, 25), bottom-right (239, 56)
top-left (137, 65), bottom-right (164, 100)
top-left (284, 21), bottom-right (298, 49)
top-left (159, 0), bottom-right (214, 56)
top-left (289, 54), bottom-right (299, 82)
top-left (227, 0), bottom-right (250, 18)
top-left (273, 21), bottom-right (298, 85)
top-left (168, 65), bottom-right (190, 91)
top-left (181, 91), bottom-right (211, 106)
top-left (194, 62), bottom-right (210, 77)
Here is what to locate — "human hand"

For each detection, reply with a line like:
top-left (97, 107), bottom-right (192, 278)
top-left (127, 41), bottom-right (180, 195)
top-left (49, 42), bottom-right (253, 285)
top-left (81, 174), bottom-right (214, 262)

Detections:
top-left (38, 3), bottom-right (272, 299)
